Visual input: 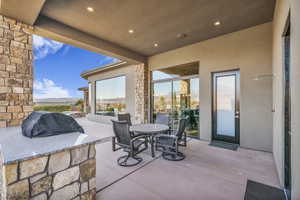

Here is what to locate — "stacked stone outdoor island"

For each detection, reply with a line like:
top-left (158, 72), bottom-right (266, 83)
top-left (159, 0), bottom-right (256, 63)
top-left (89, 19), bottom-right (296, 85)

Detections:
top-left (0, 115), bottom-right (101, 200)
top-left (0, 140), bottom-right (98, 200)
top-left (1, 139), bottom-right (98, 200)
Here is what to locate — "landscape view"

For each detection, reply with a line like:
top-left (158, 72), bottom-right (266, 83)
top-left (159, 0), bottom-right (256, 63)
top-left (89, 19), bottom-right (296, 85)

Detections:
top-left (32, 34), bottom-right (117, 113)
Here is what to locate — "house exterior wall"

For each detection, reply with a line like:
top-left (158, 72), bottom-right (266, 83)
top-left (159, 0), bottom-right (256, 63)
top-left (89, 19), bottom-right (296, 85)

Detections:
top-left (272, 0), bottom-right (290, 189)
top-left (273, 0), bottom-right (300, 198)
top-left (148, 23), bottom-right (273, 152)
top-left (290, 1), bottom-right (300, 198)
top-left (0, 15), bottom-right (33, 128)
top-left (86, 63), bottom-right (148, 124)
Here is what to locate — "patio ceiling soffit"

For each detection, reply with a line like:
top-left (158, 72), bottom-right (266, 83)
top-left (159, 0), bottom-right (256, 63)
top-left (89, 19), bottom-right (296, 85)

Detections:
top-left (0, 0), bottom-right (146, 64)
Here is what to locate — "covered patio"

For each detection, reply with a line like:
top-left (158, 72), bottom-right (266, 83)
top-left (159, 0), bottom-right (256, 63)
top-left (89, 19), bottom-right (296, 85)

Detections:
top-left (77, 118), bottom-right (280, 199)
top-left (0, 0), bottom-right (300, 199)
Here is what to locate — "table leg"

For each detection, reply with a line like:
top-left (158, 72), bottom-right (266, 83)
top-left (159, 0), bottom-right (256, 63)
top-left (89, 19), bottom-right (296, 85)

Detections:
top-left (151, 135), bottom-right (155, 158)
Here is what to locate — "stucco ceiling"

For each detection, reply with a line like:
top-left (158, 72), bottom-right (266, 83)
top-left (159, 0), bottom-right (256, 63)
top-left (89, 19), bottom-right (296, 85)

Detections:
top-left (159, 62), bottom-right (199, 76)
top-left (40, 0), bottom-right (275, 56)
top-left (0, 0), bottom-right (275, 60)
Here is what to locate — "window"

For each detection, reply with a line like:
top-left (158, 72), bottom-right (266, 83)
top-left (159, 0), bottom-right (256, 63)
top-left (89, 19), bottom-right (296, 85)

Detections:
top-left (95, 76), bottom-right (126, 116)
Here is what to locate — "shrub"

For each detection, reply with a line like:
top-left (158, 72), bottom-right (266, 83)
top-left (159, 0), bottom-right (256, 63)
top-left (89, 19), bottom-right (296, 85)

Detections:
top-left (75, 99), bottom-right (84, 106)
top-left (34, 105), bottom-right (72, 113)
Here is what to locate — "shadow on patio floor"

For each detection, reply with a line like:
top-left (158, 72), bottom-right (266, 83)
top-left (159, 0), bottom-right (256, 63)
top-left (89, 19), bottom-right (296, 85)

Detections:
top-left (95, 139), bottom-right (280, 200)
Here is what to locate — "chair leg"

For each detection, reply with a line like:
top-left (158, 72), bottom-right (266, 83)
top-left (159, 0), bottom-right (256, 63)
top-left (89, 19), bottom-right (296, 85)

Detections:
top-left (162, 151), bottom-right (185, 161)
top-left (112, 137), bottom-right (116, 151)
top-left (162, 145), bottom-right (185, 161)
top-left (117, 153), bottom-right (143, 167)
top-left (150, 136), bottom-right (155, 158)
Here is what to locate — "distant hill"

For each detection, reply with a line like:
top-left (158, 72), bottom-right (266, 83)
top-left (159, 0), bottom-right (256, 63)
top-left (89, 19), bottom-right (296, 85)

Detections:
top-left (34, 98), bottom-right (80, 106)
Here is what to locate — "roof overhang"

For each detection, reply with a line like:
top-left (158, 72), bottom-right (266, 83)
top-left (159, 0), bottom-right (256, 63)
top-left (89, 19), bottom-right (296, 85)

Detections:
top-left (0, 0), bottom-right (46, 25)
top-left (33, 16), bottom-right (146, 64)
top-left (78, 87), bottom-right (88, 91)
top-left (80, 61), bottom-right (129, 79)
top-left (0, 0), bottom-right (275, 63)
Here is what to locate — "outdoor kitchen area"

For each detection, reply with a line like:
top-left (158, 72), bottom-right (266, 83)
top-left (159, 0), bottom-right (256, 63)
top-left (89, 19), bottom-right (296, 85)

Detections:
top-left (0, 112), bottom-right (102, 200)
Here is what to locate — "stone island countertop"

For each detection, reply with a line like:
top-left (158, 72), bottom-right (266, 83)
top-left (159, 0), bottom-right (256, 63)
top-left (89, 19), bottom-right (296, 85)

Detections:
top-left (0, 126), bottom-right (104, 165)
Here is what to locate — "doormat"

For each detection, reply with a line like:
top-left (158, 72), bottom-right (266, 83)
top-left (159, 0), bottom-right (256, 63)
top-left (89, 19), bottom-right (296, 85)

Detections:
top-left (244, 180), bottom-right (285, 200)
top-left (209, 140), bottom-right (239, 151)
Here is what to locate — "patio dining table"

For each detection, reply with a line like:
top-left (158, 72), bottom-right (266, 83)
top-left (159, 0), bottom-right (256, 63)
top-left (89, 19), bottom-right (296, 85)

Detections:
top-left (130, 123), bottom-right (169, 157)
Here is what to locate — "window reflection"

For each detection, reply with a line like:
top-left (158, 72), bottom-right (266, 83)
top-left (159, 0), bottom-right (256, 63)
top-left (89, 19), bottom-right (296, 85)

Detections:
top-left (216, 75), bottom-right (235, 136)
top-left (152, 70), bottom-right (178, 81)
top-left (95, 76), bottom-right (126, 116)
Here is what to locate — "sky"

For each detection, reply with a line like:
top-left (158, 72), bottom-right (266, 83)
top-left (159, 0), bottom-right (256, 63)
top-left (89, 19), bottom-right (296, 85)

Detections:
top-left (33, 34), bottom-right (119, 99)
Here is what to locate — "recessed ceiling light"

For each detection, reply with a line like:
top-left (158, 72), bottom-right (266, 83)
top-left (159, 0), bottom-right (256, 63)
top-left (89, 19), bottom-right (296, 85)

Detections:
top-left (214, 21), bottom-right (221, 26)
top-left (86, 7), bottom-right (94, 12)
top-left (154, 43), bottom-right (158, 47)
top-left (128, 29), bottom-right (134, 34)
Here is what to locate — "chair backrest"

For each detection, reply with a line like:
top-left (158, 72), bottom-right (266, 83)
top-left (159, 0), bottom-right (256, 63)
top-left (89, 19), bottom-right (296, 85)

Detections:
top-left (111, 120), bottom-right (131, 146)
top-left (155, 113), bottom-right (169, 126)
top-left (175, 118), bottom-right (187, 139)
top-left (118, 113), bottom-right (132, 126)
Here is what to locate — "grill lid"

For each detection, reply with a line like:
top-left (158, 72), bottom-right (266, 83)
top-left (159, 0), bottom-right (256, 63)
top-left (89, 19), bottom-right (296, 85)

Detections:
top-left (22, 111), bottom-right (84, 138)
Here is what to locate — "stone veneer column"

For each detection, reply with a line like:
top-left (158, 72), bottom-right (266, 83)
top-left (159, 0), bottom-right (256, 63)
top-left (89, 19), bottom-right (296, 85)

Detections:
top-left (134, 63), bottom-right (149, 123)
top-left (0, 15), bottom-right (33, 127)
top-left (1, 143), bottom-right (97, 200)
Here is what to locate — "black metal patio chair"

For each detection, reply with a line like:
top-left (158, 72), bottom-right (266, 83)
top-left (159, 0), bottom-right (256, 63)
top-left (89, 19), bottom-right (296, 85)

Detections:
top-left (155, 113), bottom-right (171, 134)
top-left (117, 113), bottom-right (132, 126)
top-left (155, 113), bottom-right (169, 126)
top-left (154, 118), bottom-right (188, 161)
top-left (111, 120), bottom-right (148, 167)
top-left (118, 113), bottom-right (136, 137)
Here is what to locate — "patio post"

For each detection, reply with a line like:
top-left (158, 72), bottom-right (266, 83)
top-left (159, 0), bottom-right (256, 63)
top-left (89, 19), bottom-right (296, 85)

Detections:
top-left (0, 15), bottom-right (33, 127)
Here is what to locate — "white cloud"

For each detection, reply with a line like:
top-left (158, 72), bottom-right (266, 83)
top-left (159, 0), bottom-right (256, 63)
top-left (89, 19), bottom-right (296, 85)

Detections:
top-left (33, 35), bottom-right (64, 59)
top-left (99, 55), bottom-right (120, 66)
top-left (33, 79), bottom-right (71, 99)
top-left (61, 45), bottom-right (71, 56)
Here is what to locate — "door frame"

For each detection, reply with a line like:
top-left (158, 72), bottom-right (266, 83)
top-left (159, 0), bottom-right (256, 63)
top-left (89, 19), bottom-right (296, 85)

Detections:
top-left (211, 69), bottom-right (240, 144)
top-left (282, 13), bottom-right (291, 200)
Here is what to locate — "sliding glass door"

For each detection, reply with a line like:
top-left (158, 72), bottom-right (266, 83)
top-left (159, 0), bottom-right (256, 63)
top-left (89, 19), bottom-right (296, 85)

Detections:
top-left (152, 70), bottom-right (199, 138)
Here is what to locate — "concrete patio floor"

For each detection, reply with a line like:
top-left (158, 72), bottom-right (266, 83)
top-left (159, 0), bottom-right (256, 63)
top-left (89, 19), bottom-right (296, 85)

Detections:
top-left (77, 118), bottom-right (280, 200)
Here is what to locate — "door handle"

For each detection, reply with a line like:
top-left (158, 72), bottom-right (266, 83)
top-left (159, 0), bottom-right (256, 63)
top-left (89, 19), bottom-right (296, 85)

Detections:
top-left (235, 111), bottom-right (240, 118)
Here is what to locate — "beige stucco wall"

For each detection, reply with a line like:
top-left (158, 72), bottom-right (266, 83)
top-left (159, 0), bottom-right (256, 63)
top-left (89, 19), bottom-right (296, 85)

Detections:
top-left (290, 1), bottom-right (300, 198)
top-left (272, 0), bottom-right (290, 189)
top-left (273, 0), bottom-right (300, 198)
top-left (148, 22), bottom-right (273, 152)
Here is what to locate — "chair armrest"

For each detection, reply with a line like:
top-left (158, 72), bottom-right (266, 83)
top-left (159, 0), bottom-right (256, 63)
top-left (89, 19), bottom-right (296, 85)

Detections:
top-left (130, 135), bottom-right (148, 143)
